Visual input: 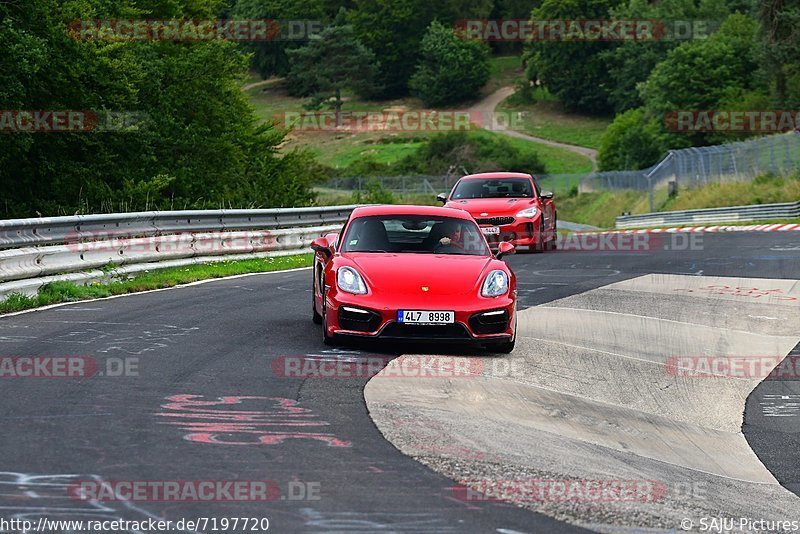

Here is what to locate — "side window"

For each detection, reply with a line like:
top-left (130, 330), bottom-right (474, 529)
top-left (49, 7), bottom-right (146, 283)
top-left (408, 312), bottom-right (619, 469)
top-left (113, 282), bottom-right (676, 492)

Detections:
top-left (336, 216), bottom-right (351, 250)
top-left (532, 180), bottom-right (542, 198)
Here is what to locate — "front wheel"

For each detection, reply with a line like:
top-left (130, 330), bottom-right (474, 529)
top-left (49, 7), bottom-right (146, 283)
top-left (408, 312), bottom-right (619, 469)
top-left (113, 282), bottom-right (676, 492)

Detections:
top-left (532, 220), bottom-right (544, 253)
top-left (485, 338), bottom-right (515, 354)
top-left (321, 291), bottom-right (337, 346)
top-left (545, 216), bottom-right (558, 251)
top-left (312, 280), bottom-right (322, 325)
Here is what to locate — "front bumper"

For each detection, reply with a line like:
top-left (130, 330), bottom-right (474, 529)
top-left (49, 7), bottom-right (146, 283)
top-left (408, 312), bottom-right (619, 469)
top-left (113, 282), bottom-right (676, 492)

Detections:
top-left (326, 293), bottom-right (516, 344)
top-left (479, 216), bottom-right (542, 248)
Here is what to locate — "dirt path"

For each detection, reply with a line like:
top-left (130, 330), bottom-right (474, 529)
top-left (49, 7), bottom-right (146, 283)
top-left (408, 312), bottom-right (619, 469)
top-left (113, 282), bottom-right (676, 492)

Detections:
top-left (470, 86), bottom-right (598, 170)
top-left (242, 77), bottom-right (282, 92)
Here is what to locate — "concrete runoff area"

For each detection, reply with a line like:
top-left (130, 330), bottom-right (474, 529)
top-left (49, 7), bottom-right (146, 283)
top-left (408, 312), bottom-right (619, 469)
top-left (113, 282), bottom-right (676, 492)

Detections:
top-left (365, 274), bottom-right (800, 531)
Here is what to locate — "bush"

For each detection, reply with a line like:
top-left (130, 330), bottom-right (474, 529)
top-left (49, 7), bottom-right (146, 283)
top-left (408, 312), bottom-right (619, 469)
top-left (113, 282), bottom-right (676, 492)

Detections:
top-left (597, 108), bottom-right (666, 171)
top-left (352, 178), bottom-right (395, 204)
top-left (398, 131), bottom-right (546, 175)
top-left (409, 21), bottom-right (490, 106)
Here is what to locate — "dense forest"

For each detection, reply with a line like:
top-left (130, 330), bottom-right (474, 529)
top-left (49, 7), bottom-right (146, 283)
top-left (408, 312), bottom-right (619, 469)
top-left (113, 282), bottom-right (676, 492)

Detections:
top-left (1, 0), bottom-right (797, 216)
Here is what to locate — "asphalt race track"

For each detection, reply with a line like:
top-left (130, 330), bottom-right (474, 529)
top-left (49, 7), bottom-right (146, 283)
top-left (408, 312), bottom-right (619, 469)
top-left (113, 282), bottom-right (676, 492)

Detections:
top-left (1, 231), bottom-right (799, 533)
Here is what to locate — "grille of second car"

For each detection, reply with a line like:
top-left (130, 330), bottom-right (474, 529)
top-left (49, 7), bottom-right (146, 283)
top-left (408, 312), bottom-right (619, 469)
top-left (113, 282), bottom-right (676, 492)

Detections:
top-left (475, 217), bottom-right (515, 226)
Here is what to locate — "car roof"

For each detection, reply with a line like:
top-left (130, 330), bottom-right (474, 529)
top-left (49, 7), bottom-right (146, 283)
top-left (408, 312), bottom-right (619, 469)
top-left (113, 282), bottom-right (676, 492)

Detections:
top-left (349, 204), bottom-right (473, 220)
top-left (459, 172), bottom-right (533, 180)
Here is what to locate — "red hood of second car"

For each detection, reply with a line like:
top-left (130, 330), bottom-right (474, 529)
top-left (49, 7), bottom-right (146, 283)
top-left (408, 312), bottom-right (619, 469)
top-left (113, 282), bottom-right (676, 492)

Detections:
top-left (342, 253), bottom-right (494, 296)
top-left (446, 198), bottom-right (536, 218)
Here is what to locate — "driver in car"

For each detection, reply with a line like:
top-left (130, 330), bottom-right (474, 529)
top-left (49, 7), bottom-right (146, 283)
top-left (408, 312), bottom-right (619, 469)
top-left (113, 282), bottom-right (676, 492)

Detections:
top-left (437, 221), bottom-right (465, 250)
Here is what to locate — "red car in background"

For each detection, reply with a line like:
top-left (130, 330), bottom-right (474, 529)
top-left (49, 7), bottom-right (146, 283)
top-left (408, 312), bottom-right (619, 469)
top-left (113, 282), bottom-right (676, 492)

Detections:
top-left (438, 172), bottom-right (557, 252)
top-left (310, 205), bottom-right (517, 353)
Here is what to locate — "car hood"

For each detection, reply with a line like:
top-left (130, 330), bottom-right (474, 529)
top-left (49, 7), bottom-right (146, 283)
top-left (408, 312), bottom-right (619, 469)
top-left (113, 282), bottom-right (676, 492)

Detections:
top-left (447, 198), bottom-right (536, 217)
top-left (343, 253), bottom-right (494, 296)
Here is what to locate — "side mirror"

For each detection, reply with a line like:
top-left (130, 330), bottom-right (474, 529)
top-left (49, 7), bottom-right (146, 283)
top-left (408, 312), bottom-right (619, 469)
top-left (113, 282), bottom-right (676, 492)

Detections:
top-left (496, 241), bottom-right (516, 260)
top-left (311, 237), bottom-right (333, 259)
top-left (324, 232), bottom-right (339, 250)
top-left (436, 193), bottom-right (448, 204)
top-left (540, 190), bottom-right (554, 200)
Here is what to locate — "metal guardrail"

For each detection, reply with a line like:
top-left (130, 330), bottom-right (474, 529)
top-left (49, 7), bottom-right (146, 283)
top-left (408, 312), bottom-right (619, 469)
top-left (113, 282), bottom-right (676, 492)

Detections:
top-left (0, 206), bottom-right (359, 299)
top-left (615, 201), bottom-right (800, 229)
top-left (0, 205), bottom-right (357, 249)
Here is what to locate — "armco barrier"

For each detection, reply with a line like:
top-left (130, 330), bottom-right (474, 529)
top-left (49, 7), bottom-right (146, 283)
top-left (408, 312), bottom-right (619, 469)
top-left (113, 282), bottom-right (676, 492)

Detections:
top-left (0, 206), bottom-right (359, 301)
top-left (615, 201), bottom-right (800, 229)
top-left (0, 206), bottom-right (356, 249)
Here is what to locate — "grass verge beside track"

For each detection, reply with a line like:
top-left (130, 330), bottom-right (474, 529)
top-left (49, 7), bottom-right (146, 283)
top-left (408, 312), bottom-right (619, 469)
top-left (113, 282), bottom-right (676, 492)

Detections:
top-left (560, 173), bottom-right (800, 228)
top-left (0, 254), bottom-right (313, 315)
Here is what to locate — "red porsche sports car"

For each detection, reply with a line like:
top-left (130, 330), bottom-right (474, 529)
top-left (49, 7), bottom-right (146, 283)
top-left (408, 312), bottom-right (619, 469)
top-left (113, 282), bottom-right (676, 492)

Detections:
top-left (438, 172), bottom-right (557, 252)
top-left (310, 205), bottom-right (517, 352)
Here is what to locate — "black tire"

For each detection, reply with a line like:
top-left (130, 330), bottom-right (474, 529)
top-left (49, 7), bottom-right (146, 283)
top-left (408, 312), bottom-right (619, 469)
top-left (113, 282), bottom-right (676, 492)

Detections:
top-left (321, 291), bottom-right (337, 346)
top-left (532, 220), bottom-right (544, 253)
top-left (312, 296), bottom-right (322, 324)
top-left (312, 267), bottom-right (323, 324)
top-left (486, 314), bottom-right (517, 353)
top-left (545, 216), bottom-right (558, 251)
top-left (486, 338), bottom-right (515, 354)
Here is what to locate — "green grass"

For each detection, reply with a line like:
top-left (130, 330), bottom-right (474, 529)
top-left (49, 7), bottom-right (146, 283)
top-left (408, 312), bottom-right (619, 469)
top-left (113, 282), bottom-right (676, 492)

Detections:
top-left (498, 87), bottom-right (612, 149)
top-left (315, 135), bottom-right (427, 169)
top-left (243, 60), bottom-right (594, 176)
top-left (483, 55), bottom-right (524, 96)
top-left (557, 173), bottom-right (800, 228)
top-left (662, 174), bottom-right (800, 211)
top-left (478, 130), bottom-right (594, 174)
top-left (557, 190), bottom-right (648, 228)
top-left (314, 189), bottom-right (438, 207)
top-left (0, 254), bottom-right (313, 315)
top-left (247, 80), bottom-right (423, 127)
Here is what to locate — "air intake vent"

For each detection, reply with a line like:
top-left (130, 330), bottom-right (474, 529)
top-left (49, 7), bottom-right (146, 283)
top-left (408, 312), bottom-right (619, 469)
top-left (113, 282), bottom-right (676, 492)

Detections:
top-left (475, 217), bottom-right (515, 226)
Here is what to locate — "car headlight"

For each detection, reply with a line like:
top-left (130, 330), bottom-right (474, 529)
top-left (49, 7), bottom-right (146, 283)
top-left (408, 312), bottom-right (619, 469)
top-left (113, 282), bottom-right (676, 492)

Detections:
top-left (482, 270), bottom-right (509, 297)
top-left (516, 207), bottom-right (539, 218)
top-left (337, 267), bottom-right (368, 295)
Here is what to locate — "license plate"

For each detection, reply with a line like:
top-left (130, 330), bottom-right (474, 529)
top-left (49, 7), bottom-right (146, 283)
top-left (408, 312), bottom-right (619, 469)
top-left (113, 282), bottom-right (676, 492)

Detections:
top-left (397, 310), bottom-right (455, 324)
top-left (481, 226), bottom-right (500, 235)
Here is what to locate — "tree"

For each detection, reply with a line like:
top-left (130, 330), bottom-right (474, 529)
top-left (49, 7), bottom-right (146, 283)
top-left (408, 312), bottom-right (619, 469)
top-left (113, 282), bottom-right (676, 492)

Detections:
top-left (230, 0), bottom-right (327, 79)
top-left (0, 0), bottom-right (324, 217)
top-left (599, 0), bottom-right (731, 113)
top-left (349, 0), bottom-right (493, 98)
top-left (597, 108), bottom-right (666, 170)
top-left (757, 0), bottom-right (800, 106)
top-left (639, 14), bottom-right (764, 145)
top-left (285, 11), bottom-right (378, 113)
top-left (524, 0), bottom-right (625, 114)
top-left (409, 21), bottom-right (490, 106)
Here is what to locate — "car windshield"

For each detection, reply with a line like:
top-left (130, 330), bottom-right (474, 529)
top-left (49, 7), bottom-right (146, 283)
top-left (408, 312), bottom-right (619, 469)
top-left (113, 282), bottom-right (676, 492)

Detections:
top-left (341, 215), bottom-right (490, 256)
top-left (452, 178), bottom-right (533, 199)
